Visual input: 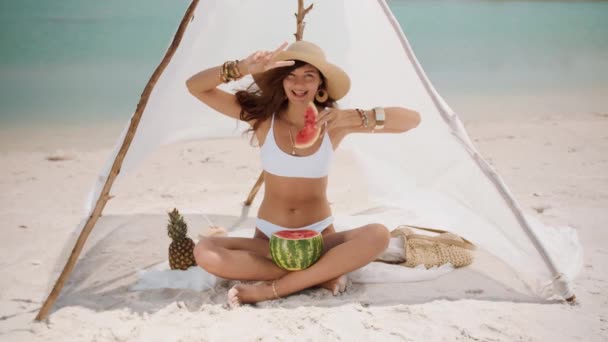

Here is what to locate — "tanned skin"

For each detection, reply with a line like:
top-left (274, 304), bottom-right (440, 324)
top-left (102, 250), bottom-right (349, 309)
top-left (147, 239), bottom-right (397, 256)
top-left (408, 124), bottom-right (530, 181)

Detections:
top-left (186, 42), bottom-right (421, 306)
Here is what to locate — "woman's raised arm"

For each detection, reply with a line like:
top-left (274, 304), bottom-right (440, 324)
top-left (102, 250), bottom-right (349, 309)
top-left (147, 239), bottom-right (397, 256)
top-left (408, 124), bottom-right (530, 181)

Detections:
top-left (186, 61), bottom-right (253, 121)
top-left (316, 107), bottom-right (421, 135)
top-left (185, 43), bottom-right (295, 121)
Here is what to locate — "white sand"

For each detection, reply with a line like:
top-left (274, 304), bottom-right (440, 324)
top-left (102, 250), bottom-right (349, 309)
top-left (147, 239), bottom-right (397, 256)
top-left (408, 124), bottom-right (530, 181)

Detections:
top-left (0, 110), bottom-right (607, 341)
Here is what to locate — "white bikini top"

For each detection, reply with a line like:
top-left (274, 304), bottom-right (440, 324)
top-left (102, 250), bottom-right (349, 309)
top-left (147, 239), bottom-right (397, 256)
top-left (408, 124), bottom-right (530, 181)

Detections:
top-left (260, 113), bottom-right (334, 178)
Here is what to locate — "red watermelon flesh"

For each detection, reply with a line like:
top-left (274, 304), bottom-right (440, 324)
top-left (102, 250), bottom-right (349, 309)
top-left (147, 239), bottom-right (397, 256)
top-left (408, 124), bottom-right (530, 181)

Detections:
top-left (274, 229), bottom-right (319, 239)
top-left (294, 103), bottom-right (320, 149)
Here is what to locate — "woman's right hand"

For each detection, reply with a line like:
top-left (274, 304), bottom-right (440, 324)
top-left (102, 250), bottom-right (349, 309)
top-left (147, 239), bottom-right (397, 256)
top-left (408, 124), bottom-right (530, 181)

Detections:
top-left (241, 42), bottom-right (295, 75)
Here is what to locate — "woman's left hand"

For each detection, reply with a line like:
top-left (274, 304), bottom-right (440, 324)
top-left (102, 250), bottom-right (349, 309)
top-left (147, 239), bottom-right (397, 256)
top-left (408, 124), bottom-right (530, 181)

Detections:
top-left (315, 108), bottom-right (361, 129)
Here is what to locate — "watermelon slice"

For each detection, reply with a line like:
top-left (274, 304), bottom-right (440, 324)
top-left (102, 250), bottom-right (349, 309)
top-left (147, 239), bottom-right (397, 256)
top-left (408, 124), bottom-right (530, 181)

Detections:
top-left (293, 103), bottom-right (321, 149)
top-left (270, 229), bottom-right (324, 271)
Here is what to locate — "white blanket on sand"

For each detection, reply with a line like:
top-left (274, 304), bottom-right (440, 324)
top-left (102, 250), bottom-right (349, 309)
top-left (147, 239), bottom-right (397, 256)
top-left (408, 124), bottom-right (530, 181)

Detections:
top-left (133, 260), bottom-right (454, 292)
top-left (133, 215), bottom-right (455, 291)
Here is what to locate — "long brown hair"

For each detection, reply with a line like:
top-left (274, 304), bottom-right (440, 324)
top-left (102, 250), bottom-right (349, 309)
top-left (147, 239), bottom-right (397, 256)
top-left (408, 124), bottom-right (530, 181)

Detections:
top-left (236, 60), bottom-right (336, 138)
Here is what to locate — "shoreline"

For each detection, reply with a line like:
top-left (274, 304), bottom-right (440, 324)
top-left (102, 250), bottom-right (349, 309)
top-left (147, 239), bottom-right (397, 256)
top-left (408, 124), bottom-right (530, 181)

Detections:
top-left (2, 86), bottom-right (607, 152)
top-left (0, 121), bottom-right (125, 153)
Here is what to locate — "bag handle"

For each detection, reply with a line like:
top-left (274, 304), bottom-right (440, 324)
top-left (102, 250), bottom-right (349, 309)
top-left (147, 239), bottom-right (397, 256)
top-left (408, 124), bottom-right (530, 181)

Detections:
top-left (396, 225), bottom-right (476, 250)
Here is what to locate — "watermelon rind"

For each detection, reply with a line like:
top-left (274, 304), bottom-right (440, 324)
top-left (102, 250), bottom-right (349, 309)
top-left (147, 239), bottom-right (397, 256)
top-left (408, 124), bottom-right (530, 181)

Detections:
top-left (270, 229), bottom-right (324, 271)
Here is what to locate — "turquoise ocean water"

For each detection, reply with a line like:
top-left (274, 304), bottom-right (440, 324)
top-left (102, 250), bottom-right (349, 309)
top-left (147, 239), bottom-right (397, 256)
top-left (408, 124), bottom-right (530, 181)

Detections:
top-left (0, 0), bottom-right (607, 125)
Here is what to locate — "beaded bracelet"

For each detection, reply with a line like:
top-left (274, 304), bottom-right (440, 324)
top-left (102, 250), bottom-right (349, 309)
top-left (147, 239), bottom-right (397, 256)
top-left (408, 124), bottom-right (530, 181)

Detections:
top-left (355, 108), bottom-right (369, 128)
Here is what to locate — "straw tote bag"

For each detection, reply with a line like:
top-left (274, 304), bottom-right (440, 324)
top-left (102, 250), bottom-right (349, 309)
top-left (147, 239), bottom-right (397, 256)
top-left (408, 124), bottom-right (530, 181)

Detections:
top-left (389, 225), bottom-right (476, 269)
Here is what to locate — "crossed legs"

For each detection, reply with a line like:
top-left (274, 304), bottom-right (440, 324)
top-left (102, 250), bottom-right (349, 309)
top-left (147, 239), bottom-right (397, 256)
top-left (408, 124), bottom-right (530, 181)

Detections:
top-left (193, 232), bottom-right (345, 295)
top-left (193, 223), bottom-right (390, 306)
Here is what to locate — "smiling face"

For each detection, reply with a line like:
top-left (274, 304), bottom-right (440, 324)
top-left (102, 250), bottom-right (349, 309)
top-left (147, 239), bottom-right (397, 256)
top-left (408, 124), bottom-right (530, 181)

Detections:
top-left (282, 63), bottom-right (323, 104)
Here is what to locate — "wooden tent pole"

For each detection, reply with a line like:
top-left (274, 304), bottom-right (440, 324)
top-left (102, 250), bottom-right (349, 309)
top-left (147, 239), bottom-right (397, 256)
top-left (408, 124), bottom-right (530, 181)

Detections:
top-left (294, 0), bottom-right (313, 41)
top-left (34, 0), bottom-right (200, 321)
top-left (244, 172), bottom-right (265, 206)
top-left (242, 0), bottom-right (313, 207)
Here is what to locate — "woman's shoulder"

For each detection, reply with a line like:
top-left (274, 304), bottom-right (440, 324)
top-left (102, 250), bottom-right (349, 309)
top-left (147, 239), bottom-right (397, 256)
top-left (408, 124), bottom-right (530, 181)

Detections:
top-left (250, 115), bottom-right (273, 146)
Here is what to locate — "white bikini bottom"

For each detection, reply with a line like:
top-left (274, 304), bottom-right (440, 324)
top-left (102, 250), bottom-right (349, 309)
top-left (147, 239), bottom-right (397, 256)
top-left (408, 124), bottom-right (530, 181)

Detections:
top-left (255, 216), bottom-right (334, 238)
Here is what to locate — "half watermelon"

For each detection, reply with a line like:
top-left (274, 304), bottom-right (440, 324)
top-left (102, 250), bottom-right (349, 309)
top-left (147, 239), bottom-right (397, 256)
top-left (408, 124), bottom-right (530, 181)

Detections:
top-left (270, 229), bottom-right (324, 271)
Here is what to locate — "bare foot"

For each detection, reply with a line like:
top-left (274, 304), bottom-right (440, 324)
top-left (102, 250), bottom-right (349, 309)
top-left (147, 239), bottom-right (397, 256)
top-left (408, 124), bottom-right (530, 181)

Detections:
top-left (319, 274), bottom-right (348, 296)
top-left (227, 282), bottom-right (275, 308)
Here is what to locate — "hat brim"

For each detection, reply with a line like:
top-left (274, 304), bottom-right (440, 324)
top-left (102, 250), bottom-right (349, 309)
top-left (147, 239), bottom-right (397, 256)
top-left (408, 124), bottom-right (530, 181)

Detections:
top-left (253, 51), bottom-right (351, 101)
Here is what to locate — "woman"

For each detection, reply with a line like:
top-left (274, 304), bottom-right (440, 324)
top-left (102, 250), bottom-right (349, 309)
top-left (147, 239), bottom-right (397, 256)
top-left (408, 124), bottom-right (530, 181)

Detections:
top-left (186, 41), bottom-right (421, 307)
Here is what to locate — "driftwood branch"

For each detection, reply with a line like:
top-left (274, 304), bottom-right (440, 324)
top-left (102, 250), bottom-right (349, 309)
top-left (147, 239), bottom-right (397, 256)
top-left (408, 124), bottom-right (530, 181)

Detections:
top-left (294, 0), bottom-right (314, 41)
top-left (34, 0), bottom-right (201, 322)
top-left (244, 172), bottom-right (265, 206)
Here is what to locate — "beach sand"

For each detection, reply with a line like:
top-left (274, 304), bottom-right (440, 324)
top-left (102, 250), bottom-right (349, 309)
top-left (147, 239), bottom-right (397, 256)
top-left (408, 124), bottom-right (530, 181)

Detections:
top-left (0, 109), bottom-right (607, 341)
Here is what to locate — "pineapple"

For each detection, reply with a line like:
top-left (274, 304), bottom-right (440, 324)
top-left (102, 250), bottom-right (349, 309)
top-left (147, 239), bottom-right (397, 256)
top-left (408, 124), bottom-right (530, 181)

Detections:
top-left (167, 208), bottom-right (197, 270)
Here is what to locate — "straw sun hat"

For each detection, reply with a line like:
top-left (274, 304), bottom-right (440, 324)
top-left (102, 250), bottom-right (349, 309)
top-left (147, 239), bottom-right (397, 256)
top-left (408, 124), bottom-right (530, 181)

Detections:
top-left (253, 41), bottom-right (351, 101)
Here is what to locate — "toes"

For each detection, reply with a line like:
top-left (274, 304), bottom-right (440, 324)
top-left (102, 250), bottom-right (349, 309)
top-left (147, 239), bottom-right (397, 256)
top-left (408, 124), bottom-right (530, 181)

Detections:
top-left (227, 286), bottom-right (241, 309)
top-left (337, 275), bottom-right (348, 294)
top-left (322, 275), bottom-right (349, 296)
top-left (342, 276), bottom-right (349, 292)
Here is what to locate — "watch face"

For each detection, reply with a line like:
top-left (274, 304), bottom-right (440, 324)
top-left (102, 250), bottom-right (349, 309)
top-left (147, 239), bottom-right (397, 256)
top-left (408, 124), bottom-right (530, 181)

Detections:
top-left (374, 107), bottom-right (386, 123)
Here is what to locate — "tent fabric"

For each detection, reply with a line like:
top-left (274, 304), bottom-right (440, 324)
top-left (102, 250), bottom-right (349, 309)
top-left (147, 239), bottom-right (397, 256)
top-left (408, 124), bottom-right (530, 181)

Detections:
top-left (85, 0), bottom-right (581, 299)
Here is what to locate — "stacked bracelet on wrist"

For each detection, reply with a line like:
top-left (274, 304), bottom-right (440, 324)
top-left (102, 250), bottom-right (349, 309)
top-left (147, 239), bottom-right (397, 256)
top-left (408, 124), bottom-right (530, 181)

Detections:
top-left (220, 60), bottom-right (243, 83)
top-left (355, 108), bottom-right (369, 128)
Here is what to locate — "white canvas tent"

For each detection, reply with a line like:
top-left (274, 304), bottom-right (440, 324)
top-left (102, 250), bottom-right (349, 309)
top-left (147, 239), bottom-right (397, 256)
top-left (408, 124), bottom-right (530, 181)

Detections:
top-left (36, 0), bottom-right (581, 320)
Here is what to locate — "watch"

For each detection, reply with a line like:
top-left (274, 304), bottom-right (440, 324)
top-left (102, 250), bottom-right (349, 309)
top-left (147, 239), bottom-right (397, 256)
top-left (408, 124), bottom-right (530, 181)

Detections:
top-left (372, 107), bottom-right (385, 130)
